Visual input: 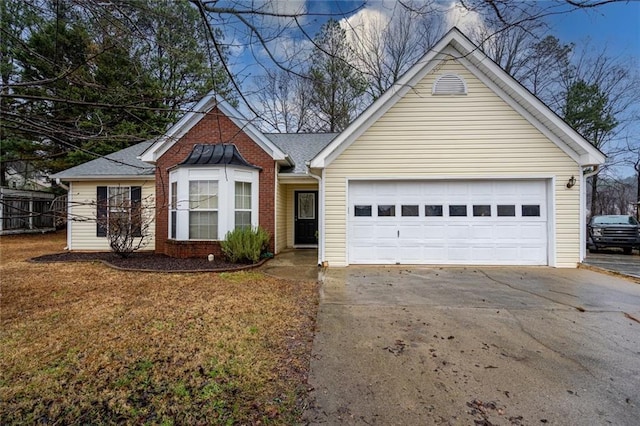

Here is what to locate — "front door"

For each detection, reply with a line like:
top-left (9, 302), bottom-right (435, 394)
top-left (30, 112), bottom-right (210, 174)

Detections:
top-left (295, 191), bottom-right (318, 245)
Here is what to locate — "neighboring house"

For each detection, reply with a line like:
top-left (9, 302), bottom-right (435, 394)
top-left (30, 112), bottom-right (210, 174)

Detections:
top-left (51, 28), bottom-right (605, 267)
top-left (4, 163), bottom-right (51, 191)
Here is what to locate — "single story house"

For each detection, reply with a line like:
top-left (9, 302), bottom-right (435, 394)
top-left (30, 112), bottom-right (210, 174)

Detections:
top-left (52, 28), bottom-right (605, 267)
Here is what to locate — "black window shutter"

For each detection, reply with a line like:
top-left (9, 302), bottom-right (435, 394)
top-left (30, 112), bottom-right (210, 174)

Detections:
top-left (97, 186), bottom-right (107, 237)
top-left (131, 186), bottom-right (142, 237)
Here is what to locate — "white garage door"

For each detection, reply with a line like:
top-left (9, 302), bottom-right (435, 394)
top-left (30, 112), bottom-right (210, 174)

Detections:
top-left (348, 180), bottom-right (549, 265)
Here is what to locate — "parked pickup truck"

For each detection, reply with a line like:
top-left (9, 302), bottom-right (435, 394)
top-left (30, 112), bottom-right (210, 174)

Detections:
top-left (588, 215), bottom-right (640, 255)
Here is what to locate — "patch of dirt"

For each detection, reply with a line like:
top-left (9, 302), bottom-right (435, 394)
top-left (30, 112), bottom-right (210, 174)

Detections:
top-left (31, 251), bottom-right (261, 272)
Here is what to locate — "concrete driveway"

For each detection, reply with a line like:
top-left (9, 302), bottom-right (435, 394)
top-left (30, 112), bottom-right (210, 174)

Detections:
top-left (583, 251), bottom-right (640, 279)
top-left (304, 266), bottom-right (640, 425)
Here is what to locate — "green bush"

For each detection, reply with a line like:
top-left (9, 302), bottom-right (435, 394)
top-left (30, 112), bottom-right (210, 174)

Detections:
top-left (221, 226), bottom-right (270, 263)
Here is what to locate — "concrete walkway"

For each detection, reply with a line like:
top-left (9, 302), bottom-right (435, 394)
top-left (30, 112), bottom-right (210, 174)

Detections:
top-left (304, 266), bottom-right (640, 425)
top-left (259, 248), bottom-right (320, 281)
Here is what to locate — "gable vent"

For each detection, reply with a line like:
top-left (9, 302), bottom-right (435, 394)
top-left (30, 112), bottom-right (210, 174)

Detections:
top-left (432, 74), bottom-right (467, 95)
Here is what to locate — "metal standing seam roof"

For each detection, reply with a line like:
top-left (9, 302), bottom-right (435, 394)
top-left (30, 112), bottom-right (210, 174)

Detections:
top-left (50, 140), bottom-right (156, 179)
top-left (178, 144), bottom-right (261, 169)
top-left (266, 133), bottom-right (338, 174)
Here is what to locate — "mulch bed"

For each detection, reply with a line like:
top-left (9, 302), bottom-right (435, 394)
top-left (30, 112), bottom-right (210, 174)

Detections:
top-left (31, 251), bottom-right (265, 272)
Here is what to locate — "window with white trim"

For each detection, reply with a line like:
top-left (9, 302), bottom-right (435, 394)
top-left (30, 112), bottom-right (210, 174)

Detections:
top-left (109, 186), bottom-right (130, 221)
top-left (170, 181), bottom-right (177, 239)
top-left (96, 186), bottom-right (142, 238)
top-left (169, 167), bottom-right (258, 241)
top-left (235, 181), bottom-right (252, 230)
top-left (189, 180), bottom-right (218, 239)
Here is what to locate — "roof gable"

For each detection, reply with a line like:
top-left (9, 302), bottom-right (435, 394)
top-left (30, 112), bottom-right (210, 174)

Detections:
top-left (310, 27), bottom-right (605, 169)
top-left (139, 92), bottom-right (290, 165)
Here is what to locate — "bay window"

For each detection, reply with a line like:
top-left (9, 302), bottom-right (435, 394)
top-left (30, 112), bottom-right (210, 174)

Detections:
top-left (169, 167), bottom-right (258, 241)
top-left (235, 181), bottom-right (252, 230)
top-left (189, 180), bottom-right (218, 239)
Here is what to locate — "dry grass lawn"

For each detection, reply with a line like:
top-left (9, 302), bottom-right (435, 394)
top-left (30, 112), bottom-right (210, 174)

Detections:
top-left (0, 232), bottom-right (318, 425)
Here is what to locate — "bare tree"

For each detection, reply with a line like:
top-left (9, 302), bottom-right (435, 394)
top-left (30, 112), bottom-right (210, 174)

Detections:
top-left (2, 0), bottom-right (633, 176)
top-left (251, 69), bottom-right (314, 133)
top-left (96, 192), bottom-right (154, 258)
top-left (346, 3), bottom-right (444, 100)
top-left (559, 45), bottom-right (640, 214)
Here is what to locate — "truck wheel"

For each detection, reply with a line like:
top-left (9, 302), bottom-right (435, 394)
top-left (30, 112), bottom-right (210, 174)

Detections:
top-left (623, 247), bottom-right (632, 255)
top-left (588, 247), bottom-right (598, 254)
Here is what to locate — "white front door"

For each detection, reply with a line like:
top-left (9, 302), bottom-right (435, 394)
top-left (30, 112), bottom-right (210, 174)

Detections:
top-left (348, 180), bottom-right (549, 265)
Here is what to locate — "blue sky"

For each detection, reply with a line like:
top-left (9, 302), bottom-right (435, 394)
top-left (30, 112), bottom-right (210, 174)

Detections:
top-left (228, 0), bottom-right (640, 78)
top-left (548, 1), bottom-right (640, 59)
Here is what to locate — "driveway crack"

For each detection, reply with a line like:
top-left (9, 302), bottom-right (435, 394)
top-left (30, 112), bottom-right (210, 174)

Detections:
top-left (478, 270), bottom-right (586, 312)
top-left (505, 308), bottom-right (598, 379)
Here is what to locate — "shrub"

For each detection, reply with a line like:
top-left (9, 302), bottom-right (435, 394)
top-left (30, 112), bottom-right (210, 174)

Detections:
top-left (221, 227), bottom-right (270, 263)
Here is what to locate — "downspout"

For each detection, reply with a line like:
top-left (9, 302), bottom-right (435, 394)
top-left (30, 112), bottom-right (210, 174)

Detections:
top-left (583, 165), bottom-right (600, 180)
top-left (55, 178), bottom-right (69, 191)
top-left (580, 165), bottom-right (600, 262)
top-left (305, 161), bottom-right (323, 267)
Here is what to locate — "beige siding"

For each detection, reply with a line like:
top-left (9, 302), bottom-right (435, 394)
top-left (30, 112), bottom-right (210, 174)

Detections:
top-left (68, 180), bottom-right (156, 251)
top-left (276, 182), bottom-right (319, 251)
top-left (275, 180), bottom-right (287, 253)
top-left (324, 60), bottom-right (581, 267)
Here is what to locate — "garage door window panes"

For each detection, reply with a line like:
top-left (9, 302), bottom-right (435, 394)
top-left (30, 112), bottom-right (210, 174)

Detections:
top-left (473, 205), bottom-right (491, 217)
top-left (449, 205), bottom-right (467, 217)
top-left (378, 205), bottom-right (396, 216)
top-left (355, 205), bottom-right (372, 217)
top-left (522, 205), bottom-right (541, 217)
top-left (425, 205), bottom-right (443, 216)
top-left (348, 180), bottom-right (548, 266)
top-left (497, 205), bottom-right (516, 217)
top-left (401, 205), bottom-right (419, 216)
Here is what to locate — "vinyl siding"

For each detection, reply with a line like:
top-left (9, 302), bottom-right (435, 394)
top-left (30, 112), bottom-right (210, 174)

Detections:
top-left (68, 180), bottom-right (156, 251)
top-left (275, 179), bottom-right (287, 253)
top-left (323, 59), bottom-right (581, 267)
top-left (275, 182), bottom-right (319, 250)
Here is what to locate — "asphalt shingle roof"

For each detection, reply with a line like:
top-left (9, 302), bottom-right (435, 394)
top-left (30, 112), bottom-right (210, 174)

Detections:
top-left (266, 133), bottom-right (337, 174)
top-left (50, 140), bottom-right (156, 179)
top-left (50, 133), bottom-right (337, 180)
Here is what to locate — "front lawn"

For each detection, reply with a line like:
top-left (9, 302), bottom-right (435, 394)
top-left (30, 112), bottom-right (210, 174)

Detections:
top-left (0, 232), bottom-right (317, 425)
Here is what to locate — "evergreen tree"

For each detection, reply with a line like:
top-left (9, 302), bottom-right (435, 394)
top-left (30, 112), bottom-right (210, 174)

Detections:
top-left (563, 80), bottom-right (618, 215)
top-left (1, 0), bottom-right (234, 179)
top-left (308, 19), bottom-right (368, 132)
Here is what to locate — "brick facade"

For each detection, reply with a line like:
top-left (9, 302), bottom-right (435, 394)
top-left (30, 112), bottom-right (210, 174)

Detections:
top-left (155, 107), bottom-right (276, 258)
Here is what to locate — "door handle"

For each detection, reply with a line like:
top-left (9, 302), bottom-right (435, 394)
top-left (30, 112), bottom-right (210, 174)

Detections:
top-left (397, 230), bottom-right (400, 238)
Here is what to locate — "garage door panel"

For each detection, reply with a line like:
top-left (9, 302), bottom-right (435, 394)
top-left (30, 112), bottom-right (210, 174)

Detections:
top-left (470, 224), bottom-right (494, 239)
top-left (448, 224), bottom-right (471, 239)
top-left (447, 246), bottom-right (472, 261)
top-left (470, 247), bottom-right (495, 262)
top-left (348, 180), bottom-right (549, 265)
top-left (495, 224), bottom-right (520, 239)
top-left (520, 224), bottom-right (546, 239)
